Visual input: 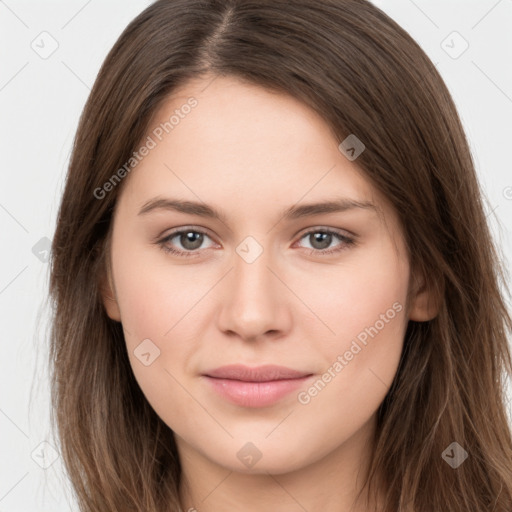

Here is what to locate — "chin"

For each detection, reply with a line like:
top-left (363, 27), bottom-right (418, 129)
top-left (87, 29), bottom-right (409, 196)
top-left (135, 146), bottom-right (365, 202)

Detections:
top-left (201, 436), bottom-right (326, 475)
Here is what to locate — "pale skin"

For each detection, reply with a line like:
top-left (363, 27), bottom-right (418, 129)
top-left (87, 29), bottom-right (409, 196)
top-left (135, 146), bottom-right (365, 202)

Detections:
top-left (100, 75), bottom-right (439, 512)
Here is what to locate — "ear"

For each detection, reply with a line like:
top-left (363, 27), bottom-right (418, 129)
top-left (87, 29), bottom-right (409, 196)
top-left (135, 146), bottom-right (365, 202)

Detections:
top-left (408, 267), bottom-right (443, 322)
top-left (98, 264), bottom-right (122, 322)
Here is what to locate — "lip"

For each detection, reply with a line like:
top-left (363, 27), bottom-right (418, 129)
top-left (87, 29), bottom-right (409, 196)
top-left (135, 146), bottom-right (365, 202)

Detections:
top-left (202, 364), bottom-right (313, 408)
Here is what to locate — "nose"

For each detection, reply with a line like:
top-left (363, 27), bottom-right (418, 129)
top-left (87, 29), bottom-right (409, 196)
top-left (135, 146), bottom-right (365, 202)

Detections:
top-left (216, 244), bottom-right (292, 343)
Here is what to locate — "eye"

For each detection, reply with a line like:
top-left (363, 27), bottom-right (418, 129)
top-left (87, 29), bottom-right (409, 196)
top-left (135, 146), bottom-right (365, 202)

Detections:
top-left (156, 226), bottom-right (356, 258)
top-left (295, 228), bottom-right (355, 256)
top-left (157, 228), bottom-right (216, 258)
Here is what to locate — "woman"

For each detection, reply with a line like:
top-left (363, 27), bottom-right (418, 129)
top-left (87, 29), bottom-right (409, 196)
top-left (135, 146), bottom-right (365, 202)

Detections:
top-left (48, 0), bottom-right (512, 510)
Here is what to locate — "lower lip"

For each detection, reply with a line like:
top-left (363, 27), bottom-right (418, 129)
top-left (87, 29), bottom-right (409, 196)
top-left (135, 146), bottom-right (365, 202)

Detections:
top-left (203, 375), bottom-right (312, 408)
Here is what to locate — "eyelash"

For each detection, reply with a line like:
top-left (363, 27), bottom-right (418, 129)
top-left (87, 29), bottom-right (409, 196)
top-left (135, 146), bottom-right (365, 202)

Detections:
top-left (156, 227), bottom-right (356, 258)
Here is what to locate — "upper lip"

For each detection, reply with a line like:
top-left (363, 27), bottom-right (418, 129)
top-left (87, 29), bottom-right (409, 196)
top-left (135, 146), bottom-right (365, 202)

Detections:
top-left (203, 364), bottom-right (312, 382)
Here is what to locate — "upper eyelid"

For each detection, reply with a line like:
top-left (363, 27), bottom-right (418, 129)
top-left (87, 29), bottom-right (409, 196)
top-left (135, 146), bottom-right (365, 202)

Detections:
top-left (162, 226), bottom-right (217, 243)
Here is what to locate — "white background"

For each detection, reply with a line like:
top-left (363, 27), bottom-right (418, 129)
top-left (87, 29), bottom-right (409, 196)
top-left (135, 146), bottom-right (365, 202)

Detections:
top-left (0, 1), bottom-right (511, 510)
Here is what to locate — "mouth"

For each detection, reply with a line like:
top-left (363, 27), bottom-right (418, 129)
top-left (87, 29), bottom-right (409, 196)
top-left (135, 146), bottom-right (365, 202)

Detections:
top-left (202, 364), bottom-right (314, 408)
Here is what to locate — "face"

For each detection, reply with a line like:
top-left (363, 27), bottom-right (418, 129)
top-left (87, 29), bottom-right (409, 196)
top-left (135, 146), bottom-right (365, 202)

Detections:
top-left (102, 75), bottom-right (433, 476)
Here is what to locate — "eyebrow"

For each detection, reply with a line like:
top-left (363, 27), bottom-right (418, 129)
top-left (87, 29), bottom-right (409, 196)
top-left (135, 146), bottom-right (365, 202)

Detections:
top-left (138, 197), bottom-right (376, 222)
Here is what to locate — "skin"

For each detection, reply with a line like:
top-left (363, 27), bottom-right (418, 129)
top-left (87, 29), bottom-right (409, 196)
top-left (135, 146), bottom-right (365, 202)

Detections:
top-left (101, 75), bottom-right (439, 512)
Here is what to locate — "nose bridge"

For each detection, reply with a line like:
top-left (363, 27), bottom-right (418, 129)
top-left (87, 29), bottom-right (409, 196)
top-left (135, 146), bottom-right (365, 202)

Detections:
top-left (232, 239), bottom-right (277, 308)
top-left (217, 236), bottom-right (288, 339)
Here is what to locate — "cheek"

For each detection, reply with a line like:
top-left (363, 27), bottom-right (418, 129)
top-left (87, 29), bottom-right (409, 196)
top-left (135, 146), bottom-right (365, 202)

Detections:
top-left (111, 247), bottom-right (212, 421)
top-left (288, 296), bottom-right (407, 461)
top-left (113, 244), bottom-right (206, 340)
top-left (292, 247), bottom-right (408, 416)
top-left (300, 243), bottom-right (409, 347)
top-left (114, 270), bottom-right (200, 427)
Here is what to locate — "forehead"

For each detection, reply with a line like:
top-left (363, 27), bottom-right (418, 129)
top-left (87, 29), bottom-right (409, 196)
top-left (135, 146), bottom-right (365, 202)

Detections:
top-left (156, 75), bottom-right (340, 164)
top-left (116, 75), bottom-right (390, 224)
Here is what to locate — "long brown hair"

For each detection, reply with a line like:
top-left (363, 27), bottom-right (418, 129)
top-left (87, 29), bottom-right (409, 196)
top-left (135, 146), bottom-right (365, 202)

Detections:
top-left (48, 0), bottom-right (512, 510)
